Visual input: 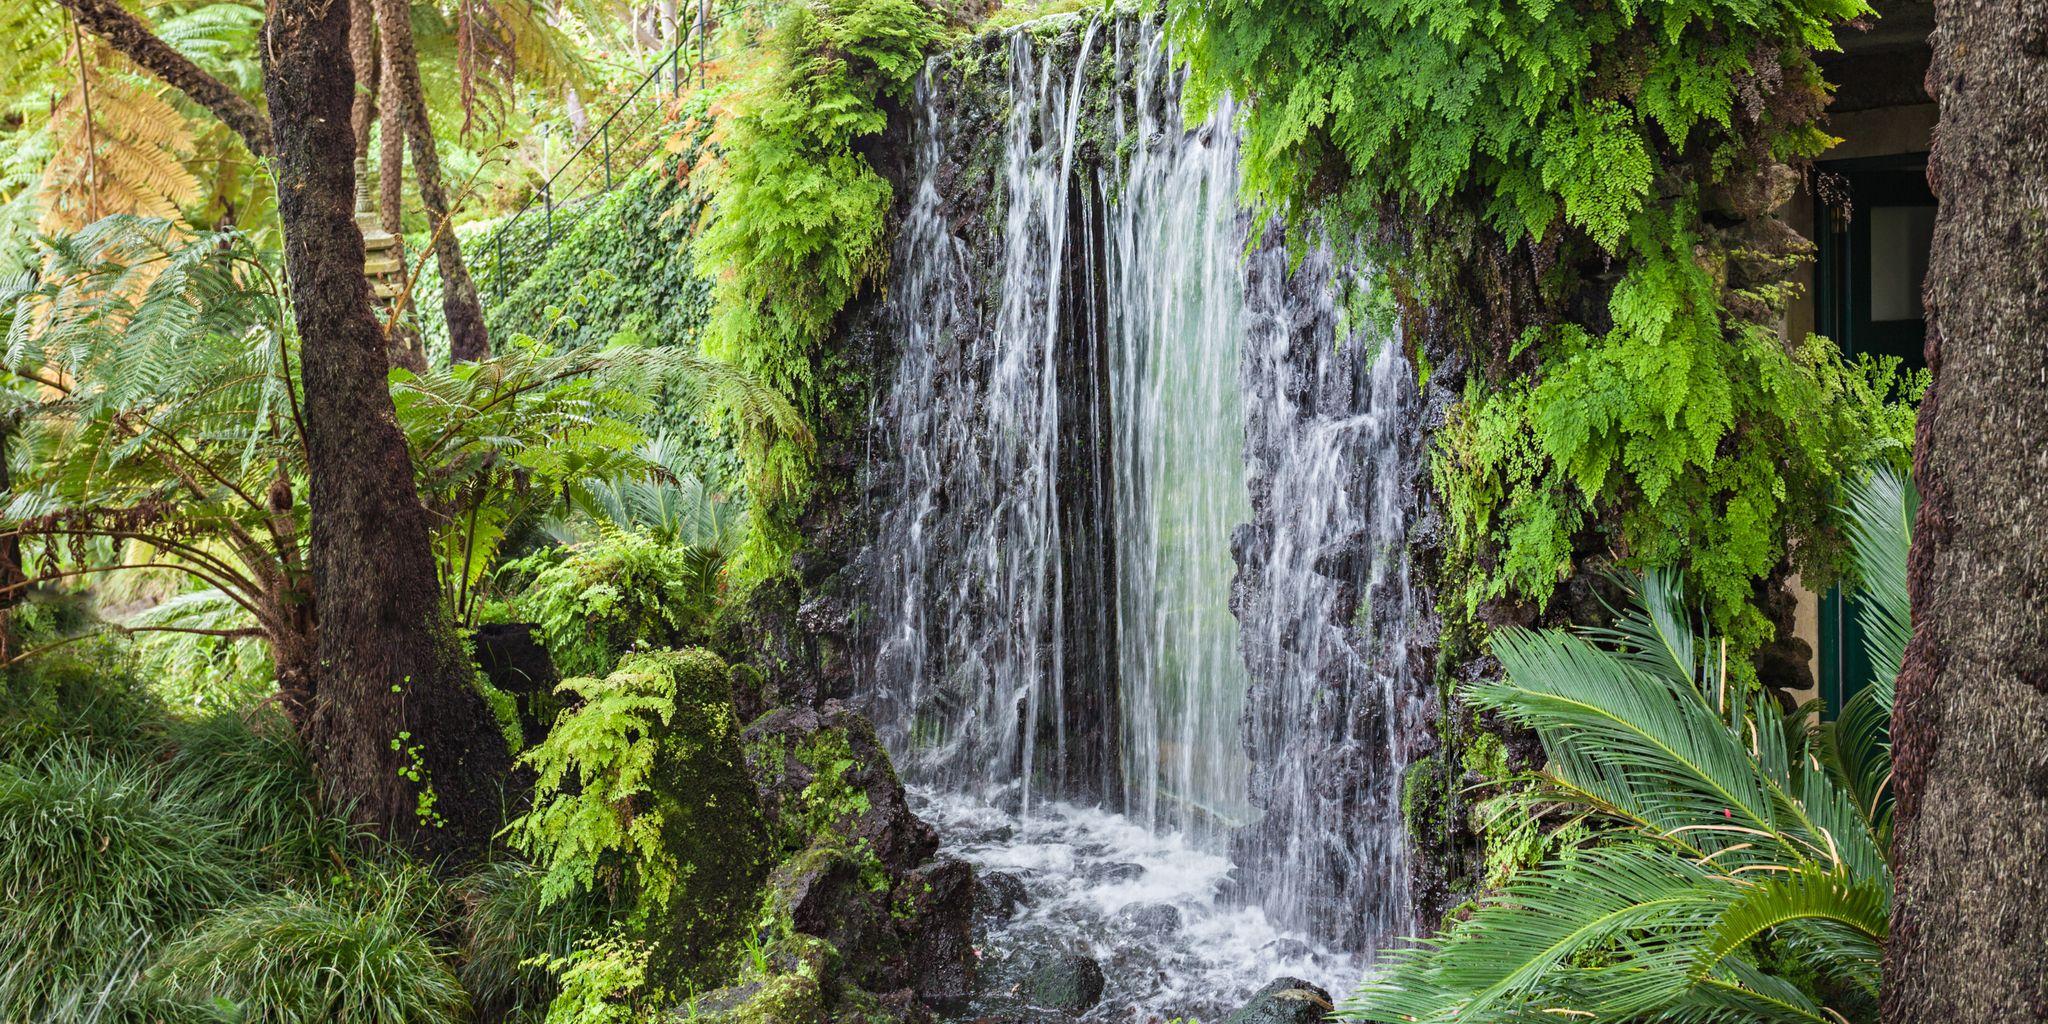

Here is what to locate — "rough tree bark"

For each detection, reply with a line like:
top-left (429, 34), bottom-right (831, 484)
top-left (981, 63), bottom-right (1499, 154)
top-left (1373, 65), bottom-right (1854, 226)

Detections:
top-left (348, 0), bottom-right (377, 154)
top-left (376, 26), bottom-right (406, 241)
top-left (374, 0), bottom-right (491, 362)
top-left (262, 0), bottom-right (511, 858)
top-left (53, 0), bottom-right (271, 157)
top-left (1882, 0), bottom-right (2048, 1018)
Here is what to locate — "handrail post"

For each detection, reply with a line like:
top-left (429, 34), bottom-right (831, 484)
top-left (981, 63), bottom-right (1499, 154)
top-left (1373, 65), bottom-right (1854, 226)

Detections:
top-left (603, 123), bottom-right (614, 190)
top-left (544, 183), bottom-right (554, 247)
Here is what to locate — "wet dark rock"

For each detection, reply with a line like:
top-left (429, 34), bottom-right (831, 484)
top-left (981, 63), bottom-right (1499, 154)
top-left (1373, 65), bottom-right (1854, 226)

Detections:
top-left (1022, 954), bottom-right (1106, 1014)
top-left (1113, 902), bottom-right (1182, 934)
top-left (901, 857), bottom-right (979, 1004)
top-left (743, 701), bottom-right (939, 874)
top-left (1221, 977), bottom-right (1334, 1024)
top-left (977, 870), bottom-right (1030, 921)
top-left (741, 701), bottom-right (974, 1005)
top-left (1084, 861), bottom-right (1144, 884)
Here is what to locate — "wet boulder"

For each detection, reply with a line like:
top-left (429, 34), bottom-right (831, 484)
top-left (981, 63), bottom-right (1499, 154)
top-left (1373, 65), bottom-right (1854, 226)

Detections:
top-left (1022, 954), bottom-right (1106, 1014)
top-left (977, 870), bottom-right (1030, 921)
top-left (1221, 977), bottom-right (1334, 1024)
top-left (742, 700), bottom-right (974, 1005)
top-left (744, 701), bottom-right (939, 873)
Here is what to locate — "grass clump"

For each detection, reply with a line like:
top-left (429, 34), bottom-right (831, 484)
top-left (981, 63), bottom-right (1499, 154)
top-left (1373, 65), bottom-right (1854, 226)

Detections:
top-left (0, 742), bottom-right (249, 1020)
top-left (152, 883), bottom-right (469, 1024)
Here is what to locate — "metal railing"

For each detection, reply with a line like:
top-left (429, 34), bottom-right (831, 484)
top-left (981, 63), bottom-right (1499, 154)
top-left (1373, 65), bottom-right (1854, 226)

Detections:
top-left (482, 6), bottom-right (718, 299)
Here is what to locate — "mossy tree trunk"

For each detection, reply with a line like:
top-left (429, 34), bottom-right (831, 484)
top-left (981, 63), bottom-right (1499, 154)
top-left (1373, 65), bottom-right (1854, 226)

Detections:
top-left (262, 0), bottom-right (510, 858)
top-left (1883, 0), bottom-right (2048, 1018)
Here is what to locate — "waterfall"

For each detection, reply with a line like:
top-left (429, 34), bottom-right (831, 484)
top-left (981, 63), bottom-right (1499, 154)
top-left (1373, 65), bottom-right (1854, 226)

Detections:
top-left (862, 14), bottom-right (1426, 965)
top-left (1104, 29), bottom-right (1255, 839)
top-left (1233, 245), bottom-right (1425, 946)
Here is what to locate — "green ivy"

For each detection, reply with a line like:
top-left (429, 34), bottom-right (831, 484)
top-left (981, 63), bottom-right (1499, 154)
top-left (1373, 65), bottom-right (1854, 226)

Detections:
top-left (692, 0), bottom-right (948, 570)
top-left (1174, 0), bottom-right (1921, 656)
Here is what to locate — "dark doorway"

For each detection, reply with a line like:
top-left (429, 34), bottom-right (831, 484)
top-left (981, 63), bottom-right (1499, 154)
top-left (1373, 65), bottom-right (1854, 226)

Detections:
top-left (1813, 154), bottom-right (1932, 718)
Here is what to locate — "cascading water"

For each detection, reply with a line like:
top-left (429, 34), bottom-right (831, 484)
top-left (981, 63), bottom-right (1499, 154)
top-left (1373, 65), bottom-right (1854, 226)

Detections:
top-left (862, 14), bottom-right (1428, 1016)
top-left (866, 20), bottom-right (1116, 813)
top-left (1232, 245), bottom-right (1426, 948)
top-left (1105, 29), bottom-right (1255, 841)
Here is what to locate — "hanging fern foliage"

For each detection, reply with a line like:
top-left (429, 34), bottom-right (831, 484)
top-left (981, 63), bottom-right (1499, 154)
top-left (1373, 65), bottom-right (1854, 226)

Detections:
top-left (1173, 0), bottom-right (1924, 659)
top-left (691, 0), bottom-right (948, 570)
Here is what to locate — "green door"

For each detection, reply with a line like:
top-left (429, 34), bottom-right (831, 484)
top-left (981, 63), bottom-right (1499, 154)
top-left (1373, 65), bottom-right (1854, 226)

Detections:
top-left (1813, 156), bottom-right (1932, 718)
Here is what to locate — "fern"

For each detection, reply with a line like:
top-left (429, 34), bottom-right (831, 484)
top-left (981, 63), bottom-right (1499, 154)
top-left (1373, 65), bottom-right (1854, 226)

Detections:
top-left (508, 527), bottom-right (727, 678)
top-left (1174, 0), bottom-right (1919, 660)
top-left (691, 0), bottom-right (946, 569)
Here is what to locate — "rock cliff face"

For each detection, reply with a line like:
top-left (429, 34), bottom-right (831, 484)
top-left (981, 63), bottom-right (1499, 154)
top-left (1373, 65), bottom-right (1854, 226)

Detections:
top-left (782, 12), bottom-right (1455, 951)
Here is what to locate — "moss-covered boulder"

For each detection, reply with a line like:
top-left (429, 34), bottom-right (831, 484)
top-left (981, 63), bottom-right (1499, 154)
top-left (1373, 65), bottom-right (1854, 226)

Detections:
top-left (513, 648), bottom-right (773, 993)
top-left (742, 701), bottom-right (977, 1004)
top-left (639, 649), bottom-right (776, 988)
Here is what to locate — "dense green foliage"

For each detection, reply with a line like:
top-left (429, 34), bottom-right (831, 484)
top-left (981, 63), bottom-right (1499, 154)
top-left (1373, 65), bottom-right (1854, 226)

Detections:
top-left (509, 529), bottom-right (732, 677)
top-left (693, 0), bottom-right (947, 561)
top-left (1344, 470), bottom-right (1911, 1024)
top-left (416, 167), bottom-right (713, 362)
top-left (1174, 0), bottom-right (1918, 653)
top-left (0, 219), bottom-right (794, 687)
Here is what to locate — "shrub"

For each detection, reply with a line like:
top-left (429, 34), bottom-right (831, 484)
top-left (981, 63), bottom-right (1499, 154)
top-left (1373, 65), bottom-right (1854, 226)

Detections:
top-left (510, 648), bottom-right (770, 993)
top-left (151, 884), bottom-right (469, 1024)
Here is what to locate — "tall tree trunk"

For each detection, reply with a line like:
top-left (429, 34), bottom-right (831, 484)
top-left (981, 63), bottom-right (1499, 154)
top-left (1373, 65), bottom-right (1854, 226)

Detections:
top-left (374, 0), bottom-right (490, 363)
top-left (1882, 0), bottom-right (2048, 1019)
top-left (376, 26), bottom-right (405, 241)
top-left (347, 0), bottom-right (376, 155)
top-left (261, 0), bottom-right (511, 859)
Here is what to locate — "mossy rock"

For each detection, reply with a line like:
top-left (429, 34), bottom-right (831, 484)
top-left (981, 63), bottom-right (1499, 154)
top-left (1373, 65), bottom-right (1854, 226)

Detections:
top-left (692, 932), bottom-right (900, 1024)
top-left (635, 648), bottom-right (775, 991)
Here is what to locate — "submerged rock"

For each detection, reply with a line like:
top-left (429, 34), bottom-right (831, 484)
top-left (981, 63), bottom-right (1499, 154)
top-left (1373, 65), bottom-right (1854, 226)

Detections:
top-left (1260, 938), bottom-right (1315, 963)
top-left (1084, 861), bottom-right (1144, 884)
top-left (1221, 977), bottom-right (1334, 1024)
top-left (1022, 954), bottom-right (1106, 1014)
top-left (1113, 902), bottom-right (1181, 934)
top-left (977, 869), bottom-right (1030, 921)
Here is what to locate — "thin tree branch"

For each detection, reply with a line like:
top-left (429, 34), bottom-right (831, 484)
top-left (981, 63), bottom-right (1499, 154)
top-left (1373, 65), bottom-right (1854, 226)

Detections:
top-left (53, 0), bottom-right (274, 158)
